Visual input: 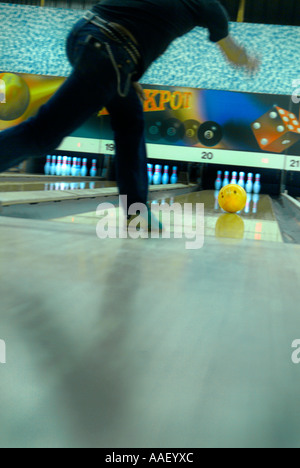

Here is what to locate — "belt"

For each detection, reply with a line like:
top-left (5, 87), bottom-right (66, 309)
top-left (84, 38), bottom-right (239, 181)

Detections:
top-left (82, 11), bottom-right (142, 98)
top-left (83, 11), bottom-right (141, 65)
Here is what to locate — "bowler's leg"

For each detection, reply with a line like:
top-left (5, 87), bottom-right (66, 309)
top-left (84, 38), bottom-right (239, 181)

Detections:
top-left (107, 86), bottom-right (148, 210)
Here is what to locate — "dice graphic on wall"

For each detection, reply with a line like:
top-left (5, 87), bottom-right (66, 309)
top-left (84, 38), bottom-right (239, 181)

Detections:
top-left (251, 105), bottom-right (300, 153)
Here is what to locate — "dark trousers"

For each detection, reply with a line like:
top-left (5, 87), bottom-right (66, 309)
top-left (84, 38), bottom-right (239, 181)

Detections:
top-left (0, 18), bottom-right (149, 208)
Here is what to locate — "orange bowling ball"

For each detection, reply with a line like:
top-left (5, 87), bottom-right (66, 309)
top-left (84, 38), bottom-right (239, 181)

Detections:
top-left (218, 184), bottom-right (247, 213)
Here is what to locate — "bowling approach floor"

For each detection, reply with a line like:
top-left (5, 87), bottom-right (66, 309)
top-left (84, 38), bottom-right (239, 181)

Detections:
top-left (0, 174), bottom-right (300, 448)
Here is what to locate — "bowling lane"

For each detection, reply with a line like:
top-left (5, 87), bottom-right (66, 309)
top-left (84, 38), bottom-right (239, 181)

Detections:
top-left (50, 190), bottom-right (283, 244)
top-left (0, 173), bottom-right (193, 206)
top-left (0, 212), bottom-right (300, 448)
top-left (0, 180), bottom-right (116, 192)
top-left (0, 176), bottom-right (119, 207)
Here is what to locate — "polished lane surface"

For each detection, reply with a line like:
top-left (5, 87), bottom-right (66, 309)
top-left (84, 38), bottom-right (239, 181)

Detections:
top-left (0, 180), bottom-right (117, 192)
top-left (51, 190), bottom-right (283, 244)
top-left (0, 181), bottom-right (299, 448)
top-left (0, 214), bottom-right (299, 448)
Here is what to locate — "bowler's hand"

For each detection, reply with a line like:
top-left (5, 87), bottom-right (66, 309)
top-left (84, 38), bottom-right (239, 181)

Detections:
top-left (133, 82), bottom-right (146, 103)
top-left (217, 36), bottom-right (260, 76)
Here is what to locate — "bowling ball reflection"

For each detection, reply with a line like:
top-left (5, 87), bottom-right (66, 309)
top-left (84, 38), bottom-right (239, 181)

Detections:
top-left (0, 73), bottom-right (30, 121)
top-left (215, 214), bottom-right (245, 241)
top-left (218, 184), bottom-right (247, 213)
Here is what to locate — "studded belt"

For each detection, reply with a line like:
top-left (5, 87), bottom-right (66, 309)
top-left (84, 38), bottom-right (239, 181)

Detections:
top-left (83, 11), bottom-right (141, 66)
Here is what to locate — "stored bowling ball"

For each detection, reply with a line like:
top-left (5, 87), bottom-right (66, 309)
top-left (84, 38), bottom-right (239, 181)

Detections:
top-left (145, 119), bottom-right (162, 141)
top-left (215, 213), bottom-right (245, 240)
top-left (198, 121), bottom-right (223, 147)
top-left (161, 118), bottom-right (185, 142)
top-left (183, 119), bottom-right (201, 144)
top-left (0, 73), bottom-right (30, 121)
top-left (218, 184), bottom-right (247, 213)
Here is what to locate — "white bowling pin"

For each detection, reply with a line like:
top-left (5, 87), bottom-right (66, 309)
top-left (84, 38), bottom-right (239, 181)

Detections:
top-left (67, 157), bottom-right (72, 176)
top-left (245, 173), bottom-right (254, 193)
top-left (215, 171), bottom-right (222, 190)
top-left (61, 156), bottom-right (68, 177)
top-left (56, 156), bottom-right (62, 176)
top-left (50, 156), bottom-right (57, 176)
top-left (231, 171), bottom-right (238, 185)
top-left (81, 158), bottom-right (88, 177)
top-left (44, 155), bottom-right (51, 176)
top-left (71, 157), bottom-right (77, 176)
top-left (147, 164), bottom-right (153, 184)
top-left (253, 174), bottom-right (261, 194)
top-left (90, 159), bottom-right (97, 177)
top-left (153, 165), bottom-right (162, 185)
top-left (222, 170), bottom-right (230, 187)
top-left (162, 165), bottom-right (169, 185)
top-left (238, 172), bottom-right (245, 189)
top-left (170, 166), bottom-right (178, 184)
top-left (76, 158), bottom-right (82, 177)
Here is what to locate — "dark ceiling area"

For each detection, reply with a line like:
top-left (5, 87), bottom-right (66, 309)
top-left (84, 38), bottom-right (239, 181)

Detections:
top-left (2, 0), bottom-right (300, 26)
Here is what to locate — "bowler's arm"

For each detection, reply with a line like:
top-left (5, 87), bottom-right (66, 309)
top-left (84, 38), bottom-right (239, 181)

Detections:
top-left (203, 0), bottom-right (260, 74)
top-left (217, 36), bottom-right (260, 74)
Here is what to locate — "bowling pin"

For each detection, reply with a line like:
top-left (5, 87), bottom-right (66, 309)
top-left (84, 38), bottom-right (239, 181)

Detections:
top-left (81, 158), bottom-right (88, 177)
top-left (230, 171), bottom-right (238, 185)
top-left (162, 165), bottom-right (169, 185)
top-left (245, 173), bottom-right (254, 193)
top-left (67, 157), bottom-right (72, 176)
top-left (71, 157), bottom-right (77, 177)
top-left (50, 156), bottom-right (57, 176)
top-left (214, 171), bottom-right (222, 191)
top-left (90, 159), bottom-right (97, 177)
top-left (222, 170), bottom-right (230, 187)
top-left (153, 165), bottom-right (162, 185)
top-left (253, 174), bottom-right (261, 194)
top-left (61, 156), bottom-right (68, 177)
top-left (44, 155), bottom-right (51, 176)
top-left (76, 158), bottom-right (82, 176)
top-left (170, 166), bottom-right (178, 184)
top-left (238, 172), bottom-right (245, 189)
top-left (56, 156), bottom-right (62, 176)
top-left (147, 164), bottom-right (153, 185)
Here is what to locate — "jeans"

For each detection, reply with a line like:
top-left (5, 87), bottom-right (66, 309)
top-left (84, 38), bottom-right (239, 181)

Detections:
top-left (0, 17), bottom-right (148, 208)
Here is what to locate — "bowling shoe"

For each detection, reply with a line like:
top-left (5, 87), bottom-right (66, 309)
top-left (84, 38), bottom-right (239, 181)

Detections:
top-left (127, 205), bottom-right (163, 233)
